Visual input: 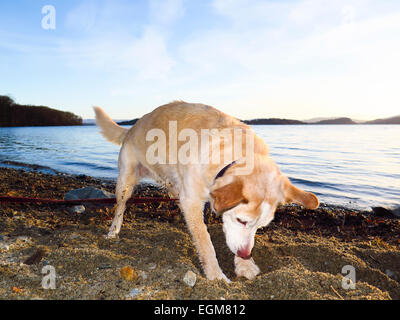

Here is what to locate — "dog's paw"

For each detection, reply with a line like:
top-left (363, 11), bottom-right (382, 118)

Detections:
top-left (234, 256), bottom-right (260, 280)
top-left (220, 273), bottom-right (232, 284)
top-left (205, 269), bottom-right (231, 283)
top-left (104, 231), bottom-right (119, 240)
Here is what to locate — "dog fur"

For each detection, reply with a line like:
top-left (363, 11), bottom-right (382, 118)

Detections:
top-left (94, 101), bottom-right (319, 281)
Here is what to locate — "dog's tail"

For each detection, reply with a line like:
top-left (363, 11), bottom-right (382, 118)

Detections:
top-left (93, 106), bottom-right (128, 145)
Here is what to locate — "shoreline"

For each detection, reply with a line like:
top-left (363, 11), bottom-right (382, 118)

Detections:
top-left (1, 166), bottom-right (399, 300)
top-left (0, 160), bottom-right (387, 212)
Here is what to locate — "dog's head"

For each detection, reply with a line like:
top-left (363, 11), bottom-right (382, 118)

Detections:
top-left (210, 156), bottom-right (319, 259)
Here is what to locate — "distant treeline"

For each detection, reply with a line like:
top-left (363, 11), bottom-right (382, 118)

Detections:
top-left (242, 116), bottom-right (400, 125)
top-left (0, 96), bottom-right (82, 127)
top-left (243, 118), bottom-right (305, 125)
top-left (118, 115), bottom-right (400, 127)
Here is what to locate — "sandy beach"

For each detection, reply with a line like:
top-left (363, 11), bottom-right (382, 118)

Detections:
top-left (0, 166), bottom-right (399, 300)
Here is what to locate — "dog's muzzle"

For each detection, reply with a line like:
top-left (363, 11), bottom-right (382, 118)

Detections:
top-left (237, 248), bottom-right (252, 260)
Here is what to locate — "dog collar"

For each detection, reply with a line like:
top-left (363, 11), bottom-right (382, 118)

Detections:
top-left (203, 161), bottom-right (237, 222)
top-left (214, 160), bottom-right (237, 181)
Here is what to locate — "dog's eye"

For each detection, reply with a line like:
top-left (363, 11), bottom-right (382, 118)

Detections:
top-left (236, 218), bottom-right (247, 226)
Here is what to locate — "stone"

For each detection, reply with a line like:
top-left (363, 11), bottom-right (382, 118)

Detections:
top-left (64, 187), bottom-right (115, 201)
top-left (120, 266), bottom-right (138, 281)
top-left (392, 206), bottom-right (400, 217)
top-left (385, 269), bottom-right (396, 279)
top-left (23, 248), bottom-right (46, 265)
top-left (68, 205), bottom-right (86, 214)
top-left (0, 243), bottom-right (10, 251)
top-left (126, 288), bottom-right (142, 299)
top-left (148, 263), bottom-right (157, 270)
top-left (17, 236), bottom-right (31, 243)
top-left (183, 270), bottom-right (197, 287)
top-left (139, 271), bottom-right (148, 280)
top-left (372, 206), bottom-right (400, 218)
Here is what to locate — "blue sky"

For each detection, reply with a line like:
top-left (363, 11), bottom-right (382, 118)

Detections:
top-left (1, 0), bottom-right (400, 120)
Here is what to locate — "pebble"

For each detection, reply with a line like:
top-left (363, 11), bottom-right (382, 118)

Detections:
top-left (385, 269), bottom-right (395, 279)
top-left (120, 266), bottom-right (138, 281)
top-left (0, 243), bottom-right (10, 251)
top-left (68, 205), bottom-right (85, 214)
top-left (17, 236), bottom-right (31, 243)
top-left (148, 263), bottom-right (157, 270)
top-left (139, 271), bottom-right (148, 280)
top-left (69, 233), bottom-right (80, 240)
top-left (183, 270), bottom-right (197, 287)
top-left (126, 288), bottom-right (142, 299)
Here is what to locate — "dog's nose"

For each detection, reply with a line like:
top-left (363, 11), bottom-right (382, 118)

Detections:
top-left (237, 248), bottom-right (252, 260)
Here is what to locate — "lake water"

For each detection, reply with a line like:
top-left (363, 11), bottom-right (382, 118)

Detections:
top-left (0, 125), bottom-right (399, 210)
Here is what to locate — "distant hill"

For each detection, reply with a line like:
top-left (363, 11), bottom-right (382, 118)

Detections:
top-left (84, 118), bottom-right (129, 125)
top-left (116, 115), bottom-right (400, 126)
top-left (117, 119), bottom-right (139, 126)
top-left (243, 118), bottom-right (305, 125)
top-left (303, 117), bottom-right (337, 123)
top-left (313, 117), bottom-right (356, 125)
top-left (0, 96), bottom-right (82, 127)
top-left (107, 111), bottom-right (400, 127)
top-left (364, 116), bottom-right (400, 124)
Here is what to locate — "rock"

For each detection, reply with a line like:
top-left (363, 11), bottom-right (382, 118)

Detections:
top-left (120, 266), bottom-right (138, 281)
top-left (17, 236), bottom-right (31, 243)
top-left (139, 271), bottom-right (148, 280)
top-left (385, 269), bottom-right (396, 279)
top-left (148, 263), bottom-right (157, 270)
top-left (69, 233), bottom-right (80, 240)
top-left (64, 187), bottom-right (115, 201)
top-left (98, 263), bottom-right (112, 270)
top-left (0, 243), bottom-right (10, 251)
top-left (23, 248), bottom-right (46, 265)
top-left (183, 270), bottom-right (197, 287)
top-left (392, 206), bottom-right (400, 217)
top-left (126, 288), bottom-right (142, 299)
top-left (372, 206), bottom-right (400, 218)
top-left (372, 207), bottom-right (392, 217)
top-left (68, 205), bottom-right (86, 214)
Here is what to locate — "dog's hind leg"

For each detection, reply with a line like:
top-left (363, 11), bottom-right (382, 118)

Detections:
top-left (105, 145), bottom-right (138, 239)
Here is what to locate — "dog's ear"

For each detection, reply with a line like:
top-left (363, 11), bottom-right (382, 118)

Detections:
top-left (283, 176), bottom-right (319, 209)
top-left (210, 179), bottom-right (248, 213)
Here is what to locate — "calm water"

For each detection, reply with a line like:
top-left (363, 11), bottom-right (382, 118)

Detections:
top-left (0, 125), bottom-right (399, 210)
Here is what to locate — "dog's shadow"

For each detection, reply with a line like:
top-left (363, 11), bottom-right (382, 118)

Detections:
top-left (197, 224), bottom-right (271, 280)
top-left (206, 224), bottom-right (236, 279)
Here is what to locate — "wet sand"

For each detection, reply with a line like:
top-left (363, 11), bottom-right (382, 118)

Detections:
top-left (0, 167), bottom-right (399, 300)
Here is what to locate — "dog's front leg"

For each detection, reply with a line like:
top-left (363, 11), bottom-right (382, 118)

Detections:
top-left (180, 197), bottom-right (230, 282)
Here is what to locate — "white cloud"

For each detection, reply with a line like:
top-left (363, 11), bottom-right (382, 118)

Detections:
top-left (58, 0), bottom-right (184, 82)
top-left (65, 0), bottom-right (98, 32)
top-left (149, 0), bottom-right (185, 25)
top-left (170, 0), bottom-right (400, 120)
top-left (4, 0), bottom-right (399, 120)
